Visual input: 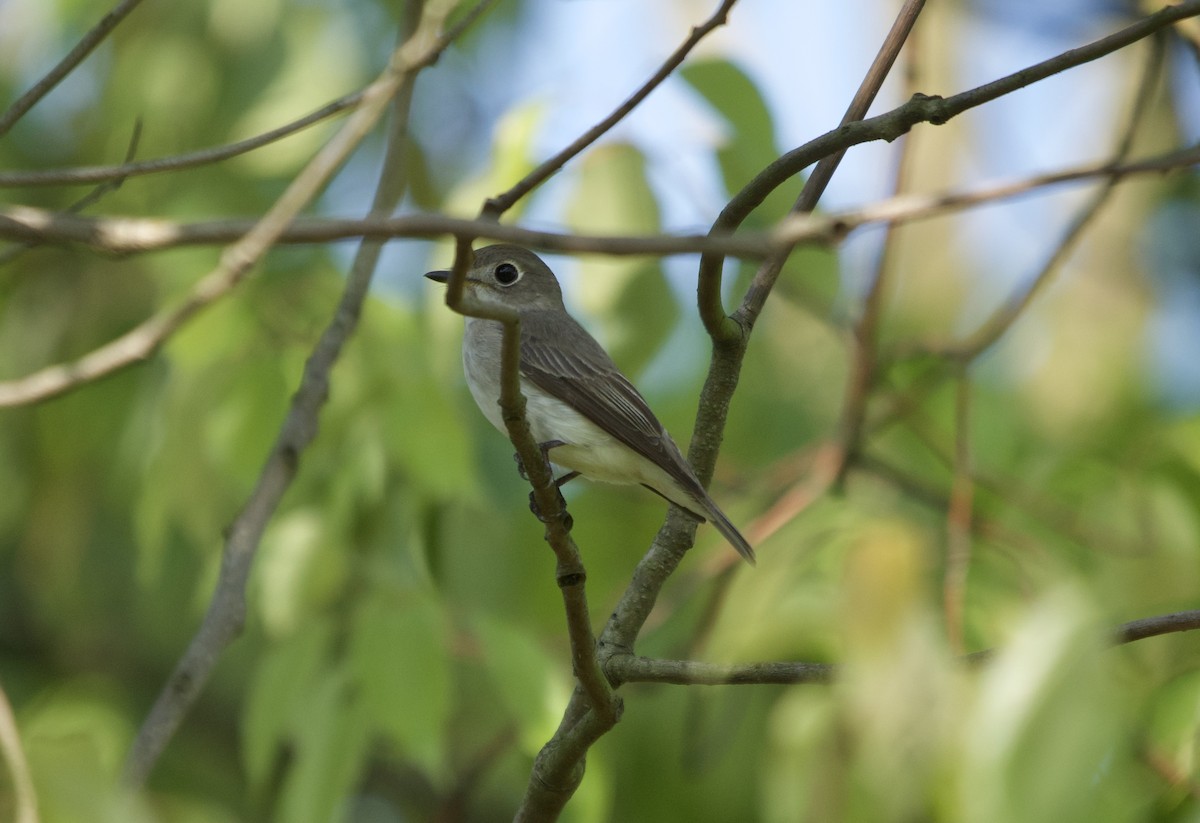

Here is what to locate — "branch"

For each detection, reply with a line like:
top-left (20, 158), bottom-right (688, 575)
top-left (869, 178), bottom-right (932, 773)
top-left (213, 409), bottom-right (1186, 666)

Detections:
top-left (928, 32), bottom-right (1167, 361)
top-left (1, 142), bottom-right (1196, 263)
top-left (121, 0), bottom-right (477, 786)
top-left (607, 655), bottom-right (834, 686)
top-left (483, 0), bottom-right (739, 218)
top-left (0, 207), bottom-right (771, 258)
top-left (0, 0), bottom-right (146, 138)
top-left (0, 91), bottom-right (364, 188)
top-left (698, 0), bottom-right (1200, 338)
top-left (2, 141), bottom-right (1195, 410)
top-left (602, 609), bottom-right (1200, 687)
top-left (699, 0), bottom-right (926, 338)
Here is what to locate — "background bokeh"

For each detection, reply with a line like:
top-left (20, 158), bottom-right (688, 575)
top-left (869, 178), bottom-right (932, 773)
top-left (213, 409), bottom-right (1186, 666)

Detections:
top-left (1, 0), bottom-right (1199, 821)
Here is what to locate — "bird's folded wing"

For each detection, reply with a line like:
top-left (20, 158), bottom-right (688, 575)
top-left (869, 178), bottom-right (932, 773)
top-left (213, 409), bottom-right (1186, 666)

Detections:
top-left (519, 313), bottom-right (702, 496)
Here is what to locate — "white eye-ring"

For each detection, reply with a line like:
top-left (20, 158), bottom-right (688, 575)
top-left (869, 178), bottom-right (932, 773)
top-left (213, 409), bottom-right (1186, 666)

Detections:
top-left (494, 262), bottom-right (521, 286)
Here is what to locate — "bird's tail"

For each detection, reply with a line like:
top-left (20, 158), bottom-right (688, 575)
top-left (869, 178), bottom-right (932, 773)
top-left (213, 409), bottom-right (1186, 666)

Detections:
top-left (691, 491), bottom-right (755, 566)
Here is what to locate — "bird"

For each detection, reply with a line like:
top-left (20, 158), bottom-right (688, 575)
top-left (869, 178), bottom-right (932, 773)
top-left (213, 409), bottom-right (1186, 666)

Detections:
top-left (426, 244), bottom-right (754, 565)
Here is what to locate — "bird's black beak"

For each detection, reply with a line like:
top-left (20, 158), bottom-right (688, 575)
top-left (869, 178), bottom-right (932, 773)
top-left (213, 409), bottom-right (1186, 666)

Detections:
top-left (424, 270), bottom-right (450, 284)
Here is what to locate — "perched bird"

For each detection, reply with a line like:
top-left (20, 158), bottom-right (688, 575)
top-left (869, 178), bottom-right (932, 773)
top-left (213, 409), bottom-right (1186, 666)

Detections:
top-left (426, 244), bottom-right (754, 564)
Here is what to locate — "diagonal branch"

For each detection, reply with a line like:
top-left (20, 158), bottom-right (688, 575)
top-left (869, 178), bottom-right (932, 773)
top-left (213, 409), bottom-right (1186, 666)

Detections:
top-left (121, 0), bottom-right (479, 787)
top-left (0, 0), bottom-right (146, 138)
top-left (0, 91), bottom-right (364, 188)
top-left (698, 0), bottom-right (1200, 339)
top-left (483, 0), bottom-right (739, 218)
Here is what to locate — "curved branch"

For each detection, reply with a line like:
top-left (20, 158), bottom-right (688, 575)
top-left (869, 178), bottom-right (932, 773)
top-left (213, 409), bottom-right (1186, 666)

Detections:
top-left (698, 0), bottom-right (1200, 336)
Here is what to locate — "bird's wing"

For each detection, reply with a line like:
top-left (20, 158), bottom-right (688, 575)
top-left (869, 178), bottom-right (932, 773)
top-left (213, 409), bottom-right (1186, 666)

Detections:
top-left (518, 311), bottom-right (703, 498)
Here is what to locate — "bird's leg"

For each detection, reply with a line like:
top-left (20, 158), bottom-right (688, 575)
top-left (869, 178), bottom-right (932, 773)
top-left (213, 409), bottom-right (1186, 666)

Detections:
top-left (513, 439), bottom-right (566, 481)
top-left (514, 440), bottom-right (575, 530)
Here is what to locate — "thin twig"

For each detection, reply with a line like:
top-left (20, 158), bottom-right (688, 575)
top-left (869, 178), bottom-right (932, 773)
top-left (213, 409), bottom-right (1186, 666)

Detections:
top-left (0, 118), bottom-right (142, 267)
top-left (1, 141), bottom-right (1196, 410)
top-left (833, 24), bottom-right (925, 484)
top-left (0, 142), bottom-right (1196, 265)
top-left (601, 609), bottom-right (1200, 688)
top-left (699, 0), bottom-right (927, 338)
top-left (0, 0), bottom-right (145, 138)
top-left (0, 93), bottom-right (364, 188)
top-left (933, 33), bottom-right (1166, 361)
top-left (121, 0), bottom-right (475, 786)
top-left (697, 0), bottom-right (1200, 339)
top-left (483, 0), bottom-right (739, 218)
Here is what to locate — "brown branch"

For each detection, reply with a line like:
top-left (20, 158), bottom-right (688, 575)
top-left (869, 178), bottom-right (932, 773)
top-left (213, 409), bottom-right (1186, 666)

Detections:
top-left (607, 655), bottom-right (835, 686)
top-left (832, 26), bottom-right (926, 487)
top-left (483, 0), bottom-right (739, 218)
top-left (121, 0), bottom-right (478, 786)
top-left (697, 0), bottom-right (1200, 339)
top-left (699, 0), bottom-right (926, 338)
top-left (0, 118), bottom-right (143, 267)
top-left (1, 141), bottom-right (1195, 411)
top-left (0, 92), bottom-right (364, 188)
top-left (440, 242), bottom-right (619, 720)
top-left (1, 143), bottom-right (1196, 264)
top-left (601, 609), bottom-right (1200, 688)
top-left (0, 206), bottom-right (771, 259)
top-left (931, 32), bottom-right (1166, 361)
top-left (0, 0), bottom-right (146, 138)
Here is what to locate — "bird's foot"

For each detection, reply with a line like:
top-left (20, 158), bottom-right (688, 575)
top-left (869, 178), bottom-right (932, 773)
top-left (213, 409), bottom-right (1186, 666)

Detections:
top-left (529, 486), bottom-right (574, 531)
top-left (513, 439), bottom-right (566, 481)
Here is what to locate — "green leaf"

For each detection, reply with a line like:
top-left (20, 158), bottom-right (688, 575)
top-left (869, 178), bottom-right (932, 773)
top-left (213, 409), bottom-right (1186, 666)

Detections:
top-left (275, 668), bottom-right (372, 823)
top-left (346, 591), bottom-right (452, 777)
top-left (471, 613), bottom-right (565, 749)
top-left (241, 619), bottom-right (335, 790)
top-left (566, 143), bottom-right (677, 375)
top-left (681, 58), bottom-right (792, 226)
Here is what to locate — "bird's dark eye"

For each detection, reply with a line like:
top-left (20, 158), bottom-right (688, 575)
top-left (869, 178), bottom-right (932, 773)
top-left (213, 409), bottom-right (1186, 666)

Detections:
top-left (494, 262), bottom-right (520, 286)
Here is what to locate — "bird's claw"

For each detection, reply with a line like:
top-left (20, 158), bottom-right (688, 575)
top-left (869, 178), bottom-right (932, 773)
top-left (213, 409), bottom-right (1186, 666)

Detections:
top-left (529, 487), bottom-right (574, 531)
top-left (513, 439), bottom-right (566, 481)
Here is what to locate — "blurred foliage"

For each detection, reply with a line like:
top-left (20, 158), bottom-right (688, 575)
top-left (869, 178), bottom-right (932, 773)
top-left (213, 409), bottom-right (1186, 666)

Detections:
top-left (2, 1), bottom-right (1200, 822)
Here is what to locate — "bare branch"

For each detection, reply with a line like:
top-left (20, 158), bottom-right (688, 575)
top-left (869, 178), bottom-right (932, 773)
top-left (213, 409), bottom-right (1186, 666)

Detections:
top-left (608, 655), bottom-right (835, 686)
top-left (483, 0), bottom-right (739, 218)
top-left (606, 609), bottom-right (1200, 687)
top-left (699, 0), bottom-right (1200, 338)
top-left (931, 33), bottom-right (1167, 361)
top-left (2, 142), bottom-right (1195, 410)
top-left (0, 92), bottom-right (363, 188)
top-left (832, 25), bottom-right (926, 486)
top-left (0, 0), bottom-right (146, 138)
top-left (699, 0), bottom-right (926, 338)
top-left (121, 0), bottom-right (479, 786)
